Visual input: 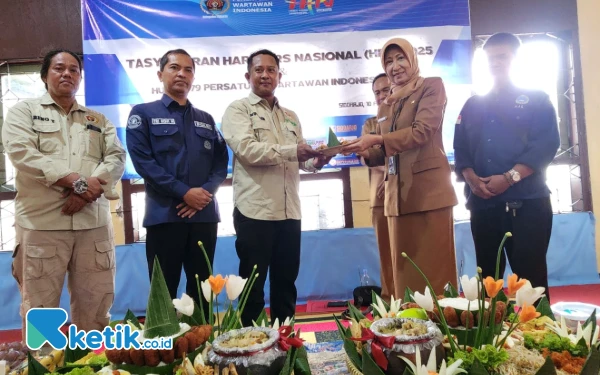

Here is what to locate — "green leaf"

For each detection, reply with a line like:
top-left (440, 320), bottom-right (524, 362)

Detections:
top-left (294, 356), bottom-right (311, 375)
top-left (279, 345), bottom-right (296, 375)
top-left (361, 346), bottom-right (386, 375)
top-left (444, 283), bottom-right (459, 298)
top-left (404, 287), bottom-right (415, 303)
top-left (401, 368), bottom-right (412, 375)
top-left (582, 308), bottom-right (597, 348)
top-left (469, 358), bottom-right (491, 375)
top-left (327, 127), bottom-right (341, 147)
top-left (28, 351), bottom-right (50, 375)
top-left (580, 343), bottom-right (600, 375)
top-left (334, 314), bottom-right (350, 339)
top-left (123, 309), bottom-right (143, 329)
top-left (533, 355), bottom-right (558, 375)
top-left (65, 346), bottom-right (91, 364)
top-left (348, 302), bottom-right (366, 321)
top-left (334, 315), bottom-right (362, 371)
top-left (536, 296), bottom-right (555, 321)
top-left (144, 258), bottom-right (182, 338)
top-left (254, 309), bottom-right (269, 327)
top-left (496, 289), bottom-right (508, 304)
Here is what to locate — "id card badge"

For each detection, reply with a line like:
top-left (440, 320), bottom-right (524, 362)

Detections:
top-left (388, 155), bottom-right (398, 175)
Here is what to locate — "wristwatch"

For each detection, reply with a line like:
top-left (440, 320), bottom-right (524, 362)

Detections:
top-left (508, 169), bottom-right (521, 184)
top-left (73, 176), bottom-right (88, 195)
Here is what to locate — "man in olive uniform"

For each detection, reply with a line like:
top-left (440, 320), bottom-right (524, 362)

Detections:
top-left (2, 49), bottom-right (126, 337)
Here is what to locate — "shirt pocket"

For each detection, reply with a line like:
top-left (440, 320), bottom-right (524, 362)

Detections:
top-left (150, 125), bottom-right (181, 153)
top-left (32, 122), bottom-right (63, 156)
top-left (411, 156), bottom-right (444, 174)
top-left (81, 129), bottom-right (103, 161)
top-left (283, 121), bottom-right (299, 144)
top-left (195, 127), bottom-right (215, 154)
top-left (252, 119), bottom-right (275, 143)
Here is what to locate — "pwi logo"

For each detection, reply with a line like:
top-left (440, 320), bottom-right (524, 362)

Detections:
top-left (286, 0), bottom-right (334, 14)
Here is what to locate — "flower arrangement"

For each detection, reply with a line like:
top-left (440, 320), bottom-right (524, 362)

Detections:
top-left (25, 241), bottom-right (311, 375)
top-left (337, 232), bottom-right (600, 375)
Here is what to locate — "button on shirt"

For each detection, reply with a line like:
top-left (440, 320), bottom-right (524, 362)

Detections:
top-left (126, 95), bottom-right (229, 226)
top-left (2, 93), bottom-right (126, 230)
top-left (453, 86), bottom-right (560, 210)
top-left (221, 92), bottom-right (318, 221)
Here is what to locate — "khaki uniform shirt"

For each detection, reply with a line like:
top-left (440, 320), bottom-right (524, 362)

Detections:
top-left (221, 92), bottom-right (317, 221)
top-left (361, 116), bottom-right (385, 208)
top-left (2, 93), bottom-right (127, 230)
top-left (366, 77), bottom-right (457, 216)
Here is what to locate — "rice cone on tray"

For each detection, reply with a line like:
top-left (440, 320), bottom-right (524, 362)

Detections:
top-left (105, 258), bottom-right (211, 372)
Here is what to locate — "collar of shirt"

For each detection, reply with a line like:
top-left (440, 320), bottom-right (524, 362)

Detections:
top-left (248, 91), bottom-right (279, 110)
top-left (40, 92), bottom-right (85, 113)
top-left (160, 93), bottom-right (191, 110)
top-left (487, 84), bottom-right (520, 99)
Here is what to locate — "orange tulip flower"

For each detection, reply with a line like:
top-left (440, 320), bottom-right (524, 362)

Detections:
top-left (507, 274), bottom-right (527, 296)
top-left (519, 303), bottom-right (541, 323)
top-left (483, 276), bottom-right (504, 298)
top-left (209, 274), bottom-right (227, 295)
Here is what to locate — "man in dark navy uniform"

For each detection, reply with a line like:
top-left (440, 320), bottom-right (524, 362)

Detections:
top-left (126, 49), bottom-right (228, 311)
top-left (453, 33), bottom-right (560, 301)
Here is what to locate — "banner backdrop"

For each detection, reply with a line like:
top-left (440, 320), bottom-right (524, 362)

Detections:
top-left (82, 0), bottom-right (472, 178)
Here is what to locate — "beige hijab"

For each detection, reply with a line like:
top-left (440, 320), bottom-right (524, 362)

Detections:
top-left (380, 38), bottom-right (424, 105)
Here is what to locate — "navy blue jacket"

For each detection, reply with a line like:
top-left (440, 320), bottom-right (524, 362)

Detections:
top-left (453, 86), bottom-right (560, 210)
top-left (126, 95), bottom-right (228, 226)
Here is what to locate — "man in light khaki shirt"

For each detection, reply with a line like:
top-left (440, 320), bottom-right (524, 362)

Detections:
top-left (2, 50), bottom-right (126, 337)
top-left (221, 49), bottom-right (329, 326)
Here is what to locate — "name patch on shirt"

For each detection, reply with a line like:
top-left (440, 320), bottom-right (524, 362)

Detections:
top-left (194, 121), bottom-right (213, 130)
top-left (151, 118), bottom-right (176, 125)
top-left (32, 115), bottom-right (55, 123)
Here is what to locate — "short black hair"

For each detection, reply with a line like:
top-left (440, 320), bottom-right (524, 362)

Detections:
top-left (247, 49), bottom-right (280, 72)
top-left (40, 49), bottom-right (82, 90)
top-left (159, 49), bottom-right (194, 72)
top-left (372, 73), bottom-right (388, 88)
top-left (483, 33), bottom-right (522, 54)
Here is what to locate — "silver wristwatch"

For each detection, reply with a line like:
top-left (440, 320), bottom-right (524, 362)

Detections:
top-left (508, 169), bottom-right (521, 184)
top-left (73, 176), bottom-right (88, 195)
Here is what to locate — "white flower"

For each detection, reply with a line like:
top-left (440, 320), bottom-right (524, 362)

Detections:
top-left (400, 345), bottom-right (466, 375)
top-left (516, 281), bottom-right (545, 307)
top-left (413, 287), bottom-right (435, 312)
top-left (546, 315), bottom-right (570, 338)
top-left (460, 275), bottom-right (479, 302)
top-left (225, 275), bottom-right (247, 301)
top-left (371, 295), bottom-right (402, 318)
top-left (201, 280), bottom-right (215, 302)
top-left (172, 293), bottom-right (195, 317)
top-left (271, 316), bottom-right (292, 330)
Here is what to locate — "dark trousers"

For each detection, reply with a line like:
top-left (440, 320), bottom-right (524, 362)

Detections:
top-left (146, 222), bottom-right (217, 321)
top-left (470, 197), bottom-right (553, 302)
top-left (233, 208), bottom-right (301, 327)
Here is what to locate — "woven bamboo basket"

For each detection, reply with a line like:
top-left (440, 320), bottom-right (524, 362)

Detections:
top-left (345, 355), bottom-right (363, 375)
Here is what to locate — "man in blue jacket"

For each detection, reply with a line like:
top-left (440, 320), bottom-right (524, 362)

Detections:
top-left (453, 33), bottom-right (560, 301)
top-left (126, 49), bottom-right (228, 312)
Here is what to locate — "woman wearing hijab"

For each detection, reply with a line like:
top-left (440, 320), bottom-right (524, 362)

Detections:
top-left (343, 38), bottom-right (458, 297)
